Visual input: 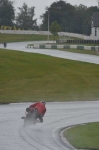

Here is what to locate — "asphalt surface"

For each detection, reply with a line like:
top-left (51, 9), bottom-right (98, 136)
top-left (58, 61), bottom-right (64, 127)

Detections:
top-left (0, 41), bottom-right (99, 64)
top-left (0, 102), bottom-right (99, 150)
top-left (0, 42), bottom-right (99, 150)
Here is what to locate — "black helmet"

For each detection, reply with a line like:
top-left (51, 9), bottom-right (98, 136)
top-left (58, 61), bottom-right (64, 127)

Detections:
top-left (26, 107), bottom-right (30, 112)
top-left (40, 101), bottom-right (46, 105)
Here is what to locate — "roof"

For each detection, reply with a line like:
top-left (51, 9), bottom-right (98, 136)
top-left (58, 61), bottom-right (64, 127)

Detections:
top-left (92, 12), bottom-right (99, 27)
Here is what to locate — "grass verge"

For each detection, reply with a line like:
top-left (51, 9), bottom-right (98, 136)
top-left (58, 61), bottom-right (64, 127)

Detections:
top-left (63, 122), bottom-right (99, 149)
top-left (59, 48), bottom-right (99, 56)
top-left (0, 49), bottom-right (99, 103)
top-left (0, 34), bottom-right (54, 43)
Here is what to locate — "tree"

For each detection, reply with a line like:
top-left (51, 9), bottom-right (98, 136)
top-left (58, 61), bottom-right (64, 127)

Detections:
top-left (50, 21), bottom-right (60, 40)
top-left (40, 0), bottom-right (99, 35)
top-left (40, 0), bottom-right (75, 31)
top-left (50, 21), bottom-right (60, 35)
top-left (0, 0), bottom-right (15, 26)
top-left (73, 4), bottom-right (87, 34)
top-left (16, 3), bottom-right (37, 30)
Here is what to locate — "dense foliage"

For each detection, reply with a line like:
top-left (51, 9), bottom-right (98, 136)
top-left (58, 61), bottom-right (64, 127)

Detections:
top-left (50, 21), bottom-right (60, 35)
top-left (16, 3), bottom-right (38, 30)
top-left (0, 0), bottom-right (99, 34)
top-left (40, 0), bottom-right (99, 35)
top-left (0, 0), bottom-right (15, 26)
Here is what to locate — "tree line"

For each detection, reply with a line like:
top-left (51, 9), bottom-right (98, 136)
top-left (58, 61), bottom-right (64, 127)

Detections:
top-left (0, 0), bottom-right (99, 35)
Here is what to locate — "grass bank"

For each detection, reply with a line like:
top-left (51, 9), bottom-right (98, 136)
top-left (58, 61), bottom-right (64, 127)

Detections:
top-left (0, 34), bottom-right (54, 43)
top-left (59, 48), bottom-right (99, 56)
top-left (64, 122), bottom-right (99, 149)
top-left (0, 49), bottom-right (99, 103)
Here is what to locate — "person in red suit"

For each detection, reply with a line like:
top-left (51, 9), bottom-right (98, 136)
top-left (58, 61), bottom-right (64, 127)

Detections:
top-left (26, 101), bottom-right (46, 123)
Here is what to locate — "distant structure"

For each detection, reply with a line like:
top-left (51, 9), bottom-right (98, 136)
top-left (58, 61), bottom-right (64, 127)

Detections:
top-left (90, 1), bottom-right (99, 38)
top-left (98, 0), bottom-right (99, 9)
top-left (91, 12), bottom-right (99, 37)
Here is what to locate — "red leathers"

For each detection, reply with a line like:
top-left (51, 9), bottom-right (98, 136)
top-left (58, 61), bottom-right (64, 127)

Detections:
top-left (29, 102), bottom-right (46, 117)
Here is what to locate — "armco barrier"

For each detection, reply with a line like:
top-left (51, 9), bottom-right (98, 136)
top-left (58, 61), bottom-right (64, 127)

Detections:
top-left (77, 45), bottom-right (84, 50)
top-left (26, 44), bottom-right (99, 51)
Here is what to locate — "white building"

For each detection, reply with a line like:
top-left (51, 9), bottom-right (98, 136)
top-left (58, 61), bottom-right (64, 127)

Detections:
top-left (91, 12), bottom-right (99, 37)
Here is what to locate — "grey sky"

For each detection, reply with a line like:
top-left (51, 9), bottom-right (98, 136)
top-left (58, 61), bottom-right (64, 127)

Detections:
top-left (13, 0), bottom-right (98, 24)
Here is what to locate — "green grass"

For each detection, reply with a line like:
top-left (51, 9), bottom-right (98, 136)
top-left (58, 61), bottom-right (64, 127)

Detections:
top-left (64, 122), bottom-right (99, 149)
top-left (0, 34), bottom-right (55, 43)
top-left (0, 34), bottom-right (99, 148)
top-left (0, 48), bottom-right (99, 103)
top-left (59, 48), bottom-right (99, 56)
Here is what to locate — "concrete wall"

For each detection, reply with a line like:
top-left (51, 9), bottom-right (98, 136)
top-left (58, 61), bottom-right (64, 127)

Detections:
top-left (0, 30), bottom-right (52, 35)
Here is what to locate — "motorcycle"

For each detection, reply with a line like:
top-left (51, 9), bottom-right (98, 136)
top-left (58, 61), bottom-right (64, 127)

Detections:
top-left (21, 108), bottom-right (40, 127)
top-left (4, 42), bottom-right (7, 48)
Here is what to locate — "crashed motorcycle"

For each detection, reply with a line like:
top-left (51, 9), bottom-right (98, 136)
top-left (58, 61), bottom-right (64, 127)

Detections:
top-left (21, 108), bottom-right (40, 127)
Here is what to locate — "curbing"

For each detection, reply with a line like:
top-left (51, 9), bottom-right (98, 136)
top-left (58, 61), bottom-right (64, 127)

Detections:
top-left (77, 45), bottom-right (84, 50)
top-left (40, 45), bottom-right (45, 49)
top-left (60, 123), bottom-right (96, 150)
top-left (25, 45), bottom-right (34, 49)
top-left (26, 44), bottom-right (99, 51)
top-left (64, 45), bottom-right (70, 49)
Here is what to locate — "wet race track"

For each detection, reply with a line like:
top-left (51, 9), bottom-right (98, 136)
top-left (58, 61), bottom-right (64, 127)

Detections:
top-left (0, 42), bottom-right (99, 150)
top-left (0, 102), bottom-right (99, 150)
top-left (0, 41), bottom-right (99, 64)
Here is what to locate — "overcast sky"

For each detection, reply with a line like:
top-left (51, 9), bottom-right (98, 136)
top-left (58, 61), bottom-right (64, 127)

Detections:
top-left (13, 0), bottom-right (98, 24)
